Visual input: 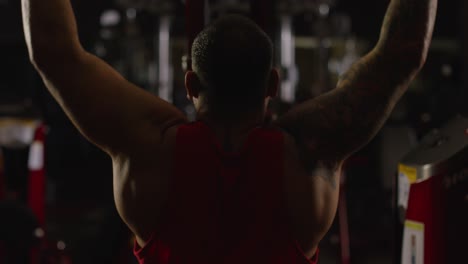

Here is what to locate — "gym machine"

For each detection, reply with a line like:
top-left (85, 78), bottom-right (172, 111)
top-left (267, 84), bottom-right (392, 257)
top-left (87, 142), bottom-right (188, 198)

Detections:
top-left (0, 115), bottom-right (73, 263)
top-left (115, 0), bottom-right (179, 102)
top-left (112, 0), bottom-right (356, 110)
top-left (0, 116), bottom-right (40, 263)
top-left (397, 115), bottom-right (468, 264)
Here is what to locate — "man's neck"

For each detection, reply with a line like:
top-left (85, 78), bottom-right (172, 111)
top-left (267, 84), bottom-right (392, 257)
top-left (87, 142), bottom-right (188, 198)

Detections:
top-left (197, 111), bottom-right (266, 152)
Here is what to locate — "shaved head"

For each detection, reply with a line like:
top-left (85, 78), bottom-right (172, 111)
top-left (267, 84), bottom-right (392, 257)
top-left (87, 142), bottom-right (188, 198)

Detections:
top-left (191, 14), bottom-right (274, 119)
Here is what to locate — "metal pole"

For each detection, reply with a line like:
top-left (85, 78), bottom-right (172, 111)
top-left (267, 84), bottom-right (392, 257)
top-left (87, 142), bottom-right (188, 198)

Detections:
top-left (157, 15), bottom-right (173, 102)
top-left (279, 14), bottom-right (298, 103)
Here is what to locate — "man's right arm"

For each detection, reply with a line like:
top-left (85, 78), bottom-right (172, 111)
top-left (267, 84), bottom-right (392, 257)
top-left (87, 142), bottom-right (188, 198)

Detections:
top-left (276, 0), bottom-right (438, 183)
top-left (276, 0), bottom-right (437, 250)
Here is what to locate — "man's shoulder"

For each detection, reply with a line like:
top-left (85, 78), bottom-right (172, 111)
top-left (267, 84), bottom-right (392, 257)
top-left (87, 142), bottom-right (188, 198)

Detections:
top-left (160, 121), bottom-right (188, 149)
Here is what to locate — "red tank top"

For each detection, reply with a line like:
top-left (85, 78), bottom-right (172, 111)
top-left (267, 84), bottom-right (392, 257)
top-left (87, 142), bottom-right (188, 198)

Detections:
top-left (134, 121), bottom-right (319, 264)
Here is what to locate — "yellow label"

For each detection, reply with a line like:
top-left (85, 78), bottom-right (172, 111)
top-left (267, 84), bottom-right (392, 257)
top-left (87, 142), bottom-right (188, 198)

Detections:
top-left (0, 118), bottom-right (37, 127)
top-left (399, 164), bottom-right (417, 183)
top-left (404, 220), bottom-right (424, 231)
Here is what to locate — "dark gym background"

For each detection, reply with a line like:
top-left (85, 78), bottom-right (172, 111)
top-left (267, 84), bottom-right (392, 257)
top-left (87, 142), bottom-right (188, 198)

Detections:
top-left (0, 0), bottom-right (466, 263)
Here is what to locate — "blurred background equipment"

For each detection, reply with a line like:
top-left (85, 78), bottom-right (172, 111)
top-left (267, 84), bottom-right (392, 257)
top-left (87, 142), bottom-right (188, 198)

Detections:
top-left (0, 0), bottom-right (466, 263)
top-left (397, 115), bottom-right (468, 264)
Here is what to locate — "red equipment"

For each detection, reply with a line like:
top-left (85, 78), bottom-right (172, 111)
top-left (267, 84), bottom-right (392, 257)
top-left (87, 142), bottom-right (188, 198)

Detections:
top-left (398, 115), bottom-right (468, 264)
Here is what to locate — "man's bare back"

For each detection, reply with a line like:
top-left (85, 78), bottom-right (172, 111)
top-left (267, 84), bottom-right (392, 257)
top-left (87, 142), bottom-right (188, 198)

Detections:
top-left (120, 122), bottom-right (336, 258)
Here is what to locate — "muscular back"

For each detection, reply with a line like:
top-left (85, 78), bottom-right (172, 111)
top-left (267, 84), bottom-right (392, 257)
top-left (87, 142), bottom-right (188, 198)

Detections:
top-left (118, 123), bottom-right (335, 258)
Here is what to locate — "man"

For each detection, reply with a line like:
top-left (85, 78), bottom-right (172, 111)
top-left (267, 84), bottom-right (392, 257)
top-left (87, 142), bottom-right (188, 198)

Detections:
top-left (21, 0), bottom-right (437, 263)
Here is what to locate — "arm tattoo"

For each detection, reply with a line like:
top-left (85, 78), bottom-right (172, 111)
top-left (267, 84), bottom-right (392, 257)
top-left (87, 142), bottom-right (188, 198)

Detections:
top-left (276, 0), bottom-right (437, 188)
top-left (279, 54), bottom-right (416, 188)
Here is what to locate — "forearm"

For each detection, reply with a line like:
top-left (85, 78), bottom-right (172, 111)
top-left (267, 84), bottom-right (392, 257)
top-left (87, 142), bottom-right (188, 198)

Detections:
top-left (22, 0), bottom-right (82, 65)
top-left (377, 0), bottom-right (438, 65)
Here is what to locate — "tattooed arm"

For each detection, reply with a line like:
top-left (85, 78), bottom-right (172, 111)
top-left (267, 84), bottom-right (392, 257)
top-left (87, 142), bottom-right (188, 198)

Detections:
top-left (275, 1), bottom-right (437, 253)
top-left (277, 0), bottom-right (438, 176)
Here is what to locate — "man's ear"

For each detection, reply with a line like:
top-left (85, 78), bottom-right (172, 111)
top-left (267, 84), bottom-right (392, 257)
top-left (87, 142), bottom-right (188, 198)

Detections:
top-left (266, 68), bottom-right (279, 98)
top-left (185, 71), bottom-right (201, 100)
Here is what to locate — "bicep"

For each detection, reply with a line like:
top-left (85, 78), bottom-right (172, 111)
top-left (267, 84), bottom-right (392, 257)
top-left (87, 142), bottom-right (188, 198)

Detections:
top-left (276, 50), bottom-right (415, 163)
top-left (37, 51), bottom-right (187, 155)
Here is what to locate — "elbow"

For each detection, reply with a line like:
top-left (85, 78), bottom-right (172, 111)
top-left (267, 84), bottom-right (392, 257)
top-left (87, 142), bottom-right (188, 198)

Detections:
top-left (25, 35), bottom-right (54, 69)
top-left (411, 41), bottom-right (432, 71)
top-left (398, 43), bottom-right (430, 72)
top-left (28, 44), bottom-right (59, 73)
top-left (409, 40), bottom-right (430, 71)
top-left (28, 47), bottom-right (50, 71)
top-left (27, 40), bottom-right (83, 72)
top-left (377, 37), bottom-right (431, 73)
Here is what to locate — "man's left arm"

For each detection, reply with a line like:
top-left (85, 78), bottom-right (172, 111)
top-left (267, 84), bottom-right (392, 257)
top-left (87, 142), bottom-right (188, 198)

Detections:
top-left (22, 0), bottom-right (187, 157)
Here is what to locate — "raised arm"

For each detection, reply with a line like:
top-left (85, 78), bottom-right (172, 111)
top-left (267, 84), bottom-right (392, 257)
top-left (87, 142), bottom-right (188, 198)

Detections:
top-left (21, 0), bottom-right (187, 157)
top-left (276, 0), bottom-right (437, 175)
